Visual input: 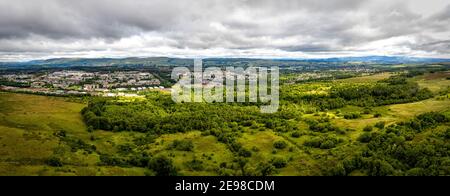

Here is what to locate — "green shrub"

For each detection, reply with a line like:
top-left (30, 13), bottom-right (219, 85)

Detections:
top-left (271, 157), bottom-right (287, 168)
top-left (273, 141), bottom-right (288, 149)
top-left (375, 121), bottom-right (385, 129)
top-left (169, 140), bottom-right (194, 151)
top-left (344, 113), bottom-right (361, 119)
top-left (358, 132), bottom-right (372, 143)
top-left (291, 132), bottom-right (301, 138)
top-left (148, 155), bottom-right (178, 176)
top-left (184, 158), bottom-right (204, 171)
top-left (257, 162), bottom-right (276, 176)
top-left (363, 125), bottom-right (373, 132)
top-left (444, 128), bottom-right (450, 139)
top-left (46, 156), bottom-right (63, 167)
top-left (238, 148), bottom-right (252, 157)
top-left (320, 140), bottom-right (336, 149)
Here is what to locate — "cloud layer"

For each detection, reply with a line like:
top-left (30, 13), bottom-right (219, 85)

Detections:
top-left (0, 0), bottom-right (449, 61)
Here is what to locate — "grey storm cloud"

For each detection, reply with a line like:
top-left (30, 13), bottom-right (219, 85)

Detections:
top-left (0, 0), bottom-right (449, 60)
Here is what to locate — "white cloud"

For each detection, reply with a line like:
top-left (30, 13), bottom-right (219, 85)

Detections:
top-left (0, 0), bottom-right (449, 61)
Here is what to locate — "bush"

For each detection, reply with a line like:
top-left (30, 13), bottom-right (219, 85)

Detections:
top-left (148, 156), bottom-right (178, 176)
top-left (304, 137), bottom-right (322, 148)
top-left (117, 144), bottom-right (134, 155)
top-left (375, 121), bottom-right (385, 129)
top-left (238, 148), bottom-right (252, 157)
top-left (444, 128), bottom-right (450, 139)
top-left (169, 140), bottom-right (194, 151)
top-left (271, 157), bottom-right (287, 168)
top-left (184, 158), bottom-right (204, 171)
top-left (46, 156), bottom-right (63, 167)
top-left (257, 162), bottom-right (276, 176)
top-left (99, 154), bottom-right (125, 166)
top-left (363, 125), bottom-right (373, 132)
top-left (291, 132), bottom-right (301, 138)
top-left (344, 113), bottom-right (361, 119)
top-left (273, 141), bottom-right (288, 149)
top-left (358, 132), bottom-right (372, 143)
top-left (320, 140), bottom-right (336, 149)
top-left (304, 135), bottom-right (341, 149)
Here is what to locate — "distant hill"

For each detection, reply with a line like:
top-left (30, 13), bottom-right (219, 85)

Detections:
top-left (1, 56), bottom-right (449, 68)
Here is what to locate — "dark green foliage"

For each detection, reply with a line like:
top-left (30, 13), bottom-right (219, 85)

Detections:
top-left (291, 131), bottom-right (301, 138)
top-left (295, 76), bottom-right (434, 111)
top-left (382, 76), bottom-right (408, 85)
top-left (0, 80), bottom-right (30, 87)
top-left (330, 79), bottom-right (433, 107)
top-left (332, 112), bottom-right (450, 176)
top-left (127, 153), bottom-right (151, 168)
top-left (406, 112), bottom-right (448, 132)
top-left (273, 141), bottom-right (288, 149)
top-left (320, 140), bottom-right (336, 149)
top-left (184, 158), bottom-right (204, 171)
top-left (55, 131), bottom-right (97, 153)
top-left (257, 162), bottom-right (276, 176)
top-left (362, 108), bottom-right (371, 115)
top-left (117, 144), bottom-right (135, 155)
top-left (271, 157), bottom-right (287, 168)
top-left (444, 128), bottom-right (450, 139)
top-left (363, 125), bottom-right (373, 132)
top-left (304, 135), bottom-right (342, 149)
top-left (169, 140), bottom-right (194, 151)
top-left (375, 121), bottom-right (385, 129)
top-left (46, 156), bottom-right (63, 167)
top-left (358, 132), bottom-right (372, 143)
top-left (133, 134), bottom-right (156, 146)
top-left (238, 148), bottom-right (252, 157)
top-left (344, 113), bottom-right (361, 119)
top-left (99, 154), bottom-right (126, 166)
top-left (307, 119), bottom-right (341, 133)
top-left (148, 155), bottom-right (178, 176)
top-left (81, 93), bottom-right (268, 134)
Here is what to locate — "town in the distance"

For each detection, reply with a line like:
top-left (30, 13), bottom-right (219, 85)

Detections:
top-left (0, 70), bottom-right (166, 97)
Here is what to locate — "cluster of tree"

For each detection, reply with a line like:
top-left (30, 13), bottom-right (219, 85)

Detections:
top-left (343, 113), bottom-right (362, 119)
top-left (307, 118), bottom-right (343, 133)
top-left (169, 140), bottom-right (194, 151)
top-left (332, 112), bottom-right (450, 176)
top-left (211, 128), bottom-right (253, 158)
top-left (329, 79), bottom-right (433, 108)
top-left (283, 75), bottom-right (434, 111)
top-left (81, 93), bottom-right (269, 134)
top-left (0, 80), bottom-right (30, 87)
top-left (304, 134), bottom-right (343, 149)
top-left (98, 151), bottom-right (178, 176)
top-left (273, 141), bottom-right (288, 149)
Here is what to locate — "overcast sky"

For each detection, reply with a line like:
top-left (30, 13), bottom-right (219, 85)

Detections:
top-left (0, 0), bottom-right (449, 61)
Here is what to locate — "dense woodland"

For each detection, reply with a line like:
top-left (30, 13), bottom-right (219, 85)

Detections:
top-left (283, 75), bottom-right (434, 110)
top-left (331, 112), bottom-right (450, 176)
